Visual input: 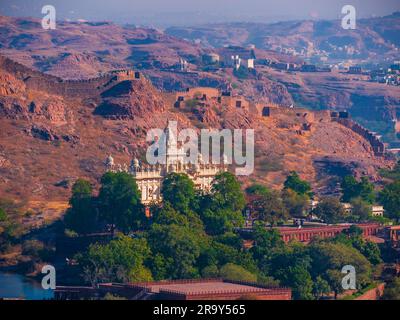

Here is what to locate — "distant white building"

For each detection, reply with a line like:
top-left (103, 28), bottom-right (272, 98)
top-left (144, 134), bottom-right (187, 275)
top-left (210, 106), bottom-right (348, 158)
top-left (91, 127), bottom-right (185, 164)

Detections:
top-left (220, 46), bottom-right (256, 70)
top-left (371, 206), bottom-right (384, 217)
top-left (309, 200), bottom-right (385, 217)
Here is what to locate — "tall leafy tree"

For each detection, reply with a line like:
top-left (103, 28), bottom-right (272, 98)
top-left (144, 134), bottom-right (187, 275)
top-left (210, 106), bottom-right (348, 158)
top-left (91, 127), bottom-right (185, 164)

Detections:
top-left (64, 179), bottom-right (97, 235)
top-left (78, 234), bottom-right (152, 286)
top-left (0, 208), bottom-right (7, 223)
top-left (313, 276), bottom-right (331, 300)
top-left (349, 197), bottom-right (372, 222)
top-left (162, 173), bottom-right (197, 214)
top-left (309, 242), bottom-right (372, 298)
top-left (152, 202), bottom-right (189, 226)
top-left (245, 184), bottom-right (270, 196)
top-left (252, 191), bottom-right (288, 226)
top-left (219, 263), bottom-right (257, 282)
top-left (283, 171), bottom-right (312, 196)
top-left (282, 188), bottom-right (310, 218)
top-left (211, 172), bottom-right (246, 213)
top-left (378, 180), bottom-right (400, 222)
top-left (341, 176), bottom-right (375, 204)
top-left (98, 172), bottom-right (144, 234)
top-left (200, 172), bottom-right (246, 235)
top-left (341, 175), bottom-right (359, 202)
top-left (147, 223), bottom-right (202, 279)
top-left (250, 225), bottom-right (285, 274)
top-left (271, 245), bottom-right (315, 300)
top-left (357, 177), bottom-right (376, 204)
top-left (382, 277), bottom-right (400, 300)
top-left (313, 197), bottom-right (346, 224)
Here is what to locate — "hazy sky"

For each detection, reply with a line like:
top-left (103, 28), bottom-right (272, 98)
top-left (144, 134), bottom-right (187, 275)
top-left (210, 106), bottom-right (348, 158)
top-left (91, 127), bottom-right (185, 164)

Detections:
top-left (1, 0), bottom-right (400, 26)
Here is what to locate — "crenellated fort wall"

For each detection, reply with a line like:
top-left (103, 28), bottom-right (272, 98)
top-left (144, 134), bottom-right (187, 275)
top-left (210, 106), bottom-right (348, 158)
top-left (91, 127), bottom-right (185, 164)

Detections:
top-left (0, 55), bottom-right (141, 99)
top-left (24, 69), bottom-right (140, 98)
top-left (333, 117), bottom-right (386, 156)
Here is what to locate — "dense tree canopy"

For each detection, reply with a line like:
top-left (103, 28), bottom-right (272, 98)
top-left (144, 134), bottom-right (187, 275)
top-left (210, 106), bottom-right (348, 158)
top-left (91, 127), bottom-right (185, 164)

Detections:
top-left (64, 179), bottom-right (97, 235)
top-left (313, 197), bottom-right (346, 224)
top-left (378, 180), bottom-right (400, 222)
top-left (78, 235), bottom-right (152, 285)
top-left (382, 277), bottom-right (400, 300)
top-left (251, 191), bottom-right (288, 226)
top-left (309, 242), bottom-right (372, 296)
top-left (341, 176), bottom-right (375, 204)
top-left (349, 197), bottom-right (372, 222)
top-left (66, 169), bottom-right (383, 300)
top-left (147, 223), bottom-right (203, 279)
top-left (282, 188), bottom-right (310, 218)
top-left (200, 172), bottom-right (246, 235)
top-left (0, 208), bottom-right (7, 222)
top-left (219, 263), bottom-right (257, 282)
top-left (211, 172), bottom-right (246, 213)
top-left (250, 225), bottom-right (285, 274)
top-left (245, 184), bottom-right (270, 196)
top-left (271, 244), bottom-right (314, 300)
top-left (161, 173), bottom-right (197, 214)
top-left (98, 172), bottom-right (144, 234)
top-left (283, 171), bottom-right (312, 196)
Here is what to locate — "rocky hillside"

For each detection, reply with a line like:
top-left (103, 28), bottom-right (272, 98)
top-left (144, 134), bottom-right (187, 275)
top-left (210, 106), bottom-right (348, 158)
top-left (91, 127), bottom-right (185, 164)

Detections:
top-left (166, 13), bottom-right (400, 61)
top-left (0, 55), bottom-right (394, 203)
top-left (0, 16), bottom-right (293, 100)
top-left (1, 15), bottom-right (399, 147)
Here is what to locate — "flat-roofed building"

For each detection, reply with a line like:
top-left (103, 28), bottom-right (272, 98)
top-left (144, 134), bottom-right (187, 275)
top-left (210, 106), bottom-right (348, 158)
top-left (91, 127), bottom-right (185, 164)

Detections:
top-left (55, 279), bottom-right (292, 300)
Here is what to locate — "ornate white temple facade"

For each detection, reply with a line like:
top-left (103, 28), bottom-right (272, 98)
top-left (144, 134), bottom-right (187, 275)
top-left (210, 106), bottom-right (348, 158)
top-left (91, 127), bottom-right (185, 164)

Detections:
top-left (105, 127), bottom-right (227, 205)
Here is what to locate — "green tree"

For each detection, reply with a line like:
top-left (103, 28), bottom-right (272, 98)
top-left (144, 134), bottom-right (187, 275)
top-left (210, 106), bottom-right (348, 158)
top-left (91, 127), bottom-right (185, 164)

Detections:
top-left (98, 172), bottom-right (144, 234)
top-left (313, 197), bottom-right (346, 224)
top-left (0, 208), bottom-right (7, 222)
top-left (245, 184), bottom-right (270, 196)
top-left (200, 172), bottom-right (246, 234)
top-left (382, 277), bottom-right (400, 300)
top-left (147, 223), bottom-right (202, 279)
top-left (378, 180), bottom-right (400, 222)
top-left (332, 227), bottom-right (382, 265)
top-left (309, 242), bottom-right (372, 298)
top-left (211, 172), bottom-right (246, 213)
top-left (201, 264), bottom-right (220, 278)
top-left (349, 197), bottom-right (372, 222)
top-left (201, 208), bottom-right (243, 235)
top-left (341, 176), bottom-right (375, 204)
top-left (219, 263), bottom-right (257, 282)
top-left (358, 241), bottom-right (382, 265)
top-left (252, 191), bottom-right (289, 226)
top-left (0, 205), bottom-right (21, 253)
top-left (162, 173), bottom-right (197, 214)
top-left (271, 246), bottom-right (314, 300)
top-left (341, 175), bottom-right (359, 202)
top-left (152, 202), bottom-right (189, 226)
top-left (357, 177), bottom-right (376, 204)
top-left (78, 234), bottom-right (152, 285)
top-left (64, 179), bottom-right (97, 235)
top-left (250, 225), bottom-right (285, 274)
top-left (283, 171), bottom-right (312, 196)
top-left (313, 276), bottom-right (331, 300)
top-left (282, 188), bottom-right (310, 217)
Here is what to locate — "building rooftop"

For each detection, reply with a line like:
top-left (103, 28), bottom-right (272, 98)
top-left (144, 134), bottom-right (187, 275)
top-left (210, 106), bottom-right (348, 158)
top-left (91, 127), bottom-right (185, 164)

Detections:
top-left (136, 279), bottom-right (266, 295)
top-left (56, 279), bottom-right (292, 300)
top-left (126, 278), bottom-right (291, 299)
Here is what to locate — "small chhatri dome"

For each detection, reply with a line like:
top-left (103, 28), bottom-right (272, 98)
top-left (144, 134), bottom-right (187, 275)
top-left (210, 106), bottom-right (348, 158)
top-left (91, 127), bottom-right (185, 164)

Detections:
top-left (131, 158), bottom-right (140, 167)
top-left (105, 154), bottom-right (114, 166)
